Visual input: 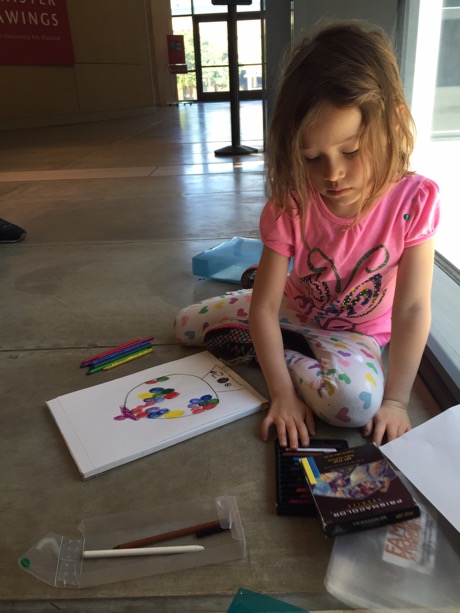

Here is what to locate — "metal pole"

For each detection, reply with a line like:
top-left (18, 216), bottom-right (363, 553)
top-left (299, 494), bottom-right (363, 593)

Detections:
top-left (215, 4), bottom-right (258, 156)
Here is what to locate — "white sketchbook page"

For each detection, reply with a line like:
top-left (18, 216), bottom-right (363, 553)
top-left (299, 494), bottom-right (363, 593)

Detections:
top-left (381, 404), bottom-right (460, 533)
top-left (47, 352), bottom-right (267, 479)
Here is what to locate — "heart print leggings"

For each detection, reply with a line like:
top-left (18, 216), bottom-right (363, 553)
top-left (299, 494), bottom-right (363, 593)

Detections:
top-left (174, 288), bottom-right (385, 428)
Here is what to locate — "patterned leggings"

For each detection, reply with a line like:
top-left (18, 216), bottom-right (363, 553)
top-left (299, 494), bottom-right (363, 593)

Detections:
top-left (174, 288), bottom-right (384, 428)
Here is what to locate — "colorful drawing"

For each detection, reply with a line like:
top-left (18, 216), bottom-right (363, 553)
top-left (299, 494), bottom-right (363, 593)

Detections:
top-left (114, 364), bottom-right (244, 422)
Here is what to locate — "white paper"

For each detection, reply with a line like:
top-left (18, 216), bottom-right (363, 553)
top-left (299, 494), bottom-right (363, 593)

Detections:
top-left (381, 404), bottom-right (460, 533)
top-left (47, 352), bottom-right (266, 479)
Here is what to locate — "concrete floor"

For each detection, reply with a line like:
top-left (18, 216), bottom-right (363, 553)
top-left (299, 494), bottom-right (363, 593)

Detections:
top-left (0, 102), bottom-right (442, 612)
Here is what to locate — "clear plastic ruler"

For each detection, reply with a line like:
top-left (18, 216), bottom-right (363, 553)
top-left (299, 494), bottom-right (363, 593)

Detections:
top-left (55, 535), bottom-right (83, 587)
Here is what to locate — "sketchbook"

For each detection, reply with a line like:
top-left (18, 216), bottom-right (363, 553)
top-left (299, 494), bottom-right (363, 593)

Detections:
top-left (47, 351), bottom-right (267, 479)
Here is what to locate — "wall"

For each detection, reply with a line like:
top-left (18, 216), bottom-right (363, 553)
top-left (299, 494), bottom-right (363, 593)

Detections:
top-left (292, 0), bottom-right (400, 44)
top-left (2, 0), bottom-right (401, 129)
top-left (147, 0), bottom-right (177, 107)
top-left (0, 0), bottom-right (175, 129)
top-left (264, 0), bottom-right (291, 124)
top-left (264, 0), bottom-right (402, 135)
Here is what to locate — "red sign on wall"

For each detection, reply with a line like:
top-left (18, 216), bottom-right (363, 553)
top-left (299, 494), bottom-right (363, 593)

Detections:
top-left (167, 34), bottom-right (185, 66)
top-left (0, 0), bottom-right (74, 65)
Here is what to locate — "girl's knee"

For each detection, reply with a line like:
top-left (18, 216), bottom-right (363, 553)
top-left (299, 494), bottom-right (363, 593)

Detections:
top-left (174, 305), bottom-right (200, 346)
top-left (311, 383), bottom-right (383, 428)
top-left (285, 349), bottom-right (383, 428)
top-left (174, 290), bottom-right (253, 347)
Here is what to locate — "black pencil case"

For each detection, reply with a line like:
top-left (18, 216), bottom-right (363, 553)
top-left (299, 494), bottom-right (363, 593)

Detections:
top-left (275, 438), bottom-right (349, 516)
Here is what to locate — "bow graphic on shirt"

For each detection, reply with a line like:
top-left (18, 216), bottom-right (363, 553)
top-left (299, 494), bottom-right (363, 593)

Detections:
top-left (295, 244), bottom-right (389, 326)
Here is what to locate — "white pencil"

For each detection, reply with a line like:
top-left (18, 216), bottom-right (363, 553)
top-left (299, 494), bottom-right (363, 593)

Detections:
top-left (82, 545), bottom-right (204, 559)
top-left (288, 447), bottom-right (337, 453)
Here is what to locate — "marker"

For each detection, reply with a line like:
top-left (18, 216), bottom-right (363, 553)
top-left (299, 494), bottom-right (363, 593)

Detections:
top-left (85, 342), bottom-right (153, 371)
top-left (87, 347), bottom-right (153, 375)
top-left (80, 336), bottom-right (154, 367)
top-left (101, 347), bottom-right (153, 371)
top-left (83, 342), bottom-right (153, 368)
top-left (82, 545), bottom-right (204, 559)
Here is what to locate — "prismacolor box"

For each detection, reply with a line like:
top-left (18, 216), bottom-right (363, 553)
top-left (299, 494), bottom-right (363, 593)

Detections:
top-left (301, 443), bottom-right (420, 536)
top-left (275, 438), bottom-right (348, 516)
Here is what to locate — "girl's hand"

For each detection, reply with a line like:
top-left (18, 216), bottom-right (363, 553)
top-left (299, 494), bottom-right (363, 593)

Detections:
top-left (362, 399), bottom-right (411, 446)
top-left (261, 395), bottom-right (316, 449)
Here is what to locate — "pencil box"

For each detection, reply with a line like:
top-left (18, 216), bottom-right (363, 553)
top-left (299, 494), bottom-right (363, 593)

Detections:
top-left (275, 438), bottom-right (349, 516)
top-left (192, 236), bottom-right (263, 283)
top-left (18, 496), bottom-right (245, 588)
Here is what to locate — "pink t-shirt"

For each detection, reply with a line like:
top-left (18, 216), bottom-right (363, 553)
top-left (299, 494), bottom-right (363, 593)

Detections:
top-left (260, 174), bottom-right (440, 346)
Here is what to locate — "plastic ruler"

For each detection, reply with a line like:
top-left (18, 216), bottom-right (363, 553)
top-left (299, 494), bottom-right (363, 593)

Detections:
top-left (56, 535), bottom-right (83, 587)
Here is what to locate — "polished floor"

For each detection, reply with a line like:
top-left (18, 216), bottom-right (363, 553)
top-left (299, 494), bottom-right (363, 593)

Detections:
top-left (0, 102), bottom-right (442, 612)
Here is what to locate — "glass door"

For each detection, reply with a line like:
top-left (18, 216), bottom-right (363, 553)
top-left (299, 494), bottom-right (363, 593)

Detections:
top-left (194, 16), bottom-right (230, 101)
top-left (193, 13), bottom-right (262, 102)
top-left (237, 18), bottom-right (263, 100)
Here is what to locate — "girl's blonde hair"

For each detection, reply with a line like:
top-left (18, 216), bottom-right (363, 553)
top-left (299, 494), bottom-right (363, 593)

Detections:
top-left (266, 20), bottom-right (415, 222)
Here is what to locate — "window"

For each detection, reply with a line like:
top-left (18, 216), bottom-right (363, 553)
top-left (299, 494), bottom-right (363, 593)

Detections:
top-left (403, 0), bottom-right (460, 407)
top-left (406, 0), bottom-right (460, 274)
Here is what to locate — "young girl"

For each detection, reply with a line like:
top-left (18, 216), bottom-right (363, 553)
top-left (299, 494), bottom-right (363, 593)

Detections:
top-left (175, 20), bottom-right (440, 449)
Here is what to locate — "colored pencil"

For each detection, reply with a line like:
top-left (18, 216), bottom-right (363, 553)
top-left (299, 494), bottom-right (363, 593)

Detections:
top-left (301, 458), bottom-right (317, 485)
top-left (114, 519), bottom-right (223, 549)
top-left (83, 545), bottom-right (204, 559)
top-left (80, 336), bottom-right (154, 367)
top-left (286, 447), bottom-right (338, 454)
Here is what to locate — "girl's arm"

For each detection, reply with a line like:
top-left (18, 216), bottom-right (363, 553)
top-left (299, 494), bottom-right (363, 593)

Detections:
top-left (248, 246), bottom-right (316, 448)
top-left (362, 238), bottom-right (436, 445)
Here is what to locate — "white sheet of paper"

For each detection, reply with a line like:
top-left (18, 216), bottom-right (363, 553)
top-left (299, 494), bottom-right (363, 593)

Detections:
top-left (381, 404), bottom-right (460, 533)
